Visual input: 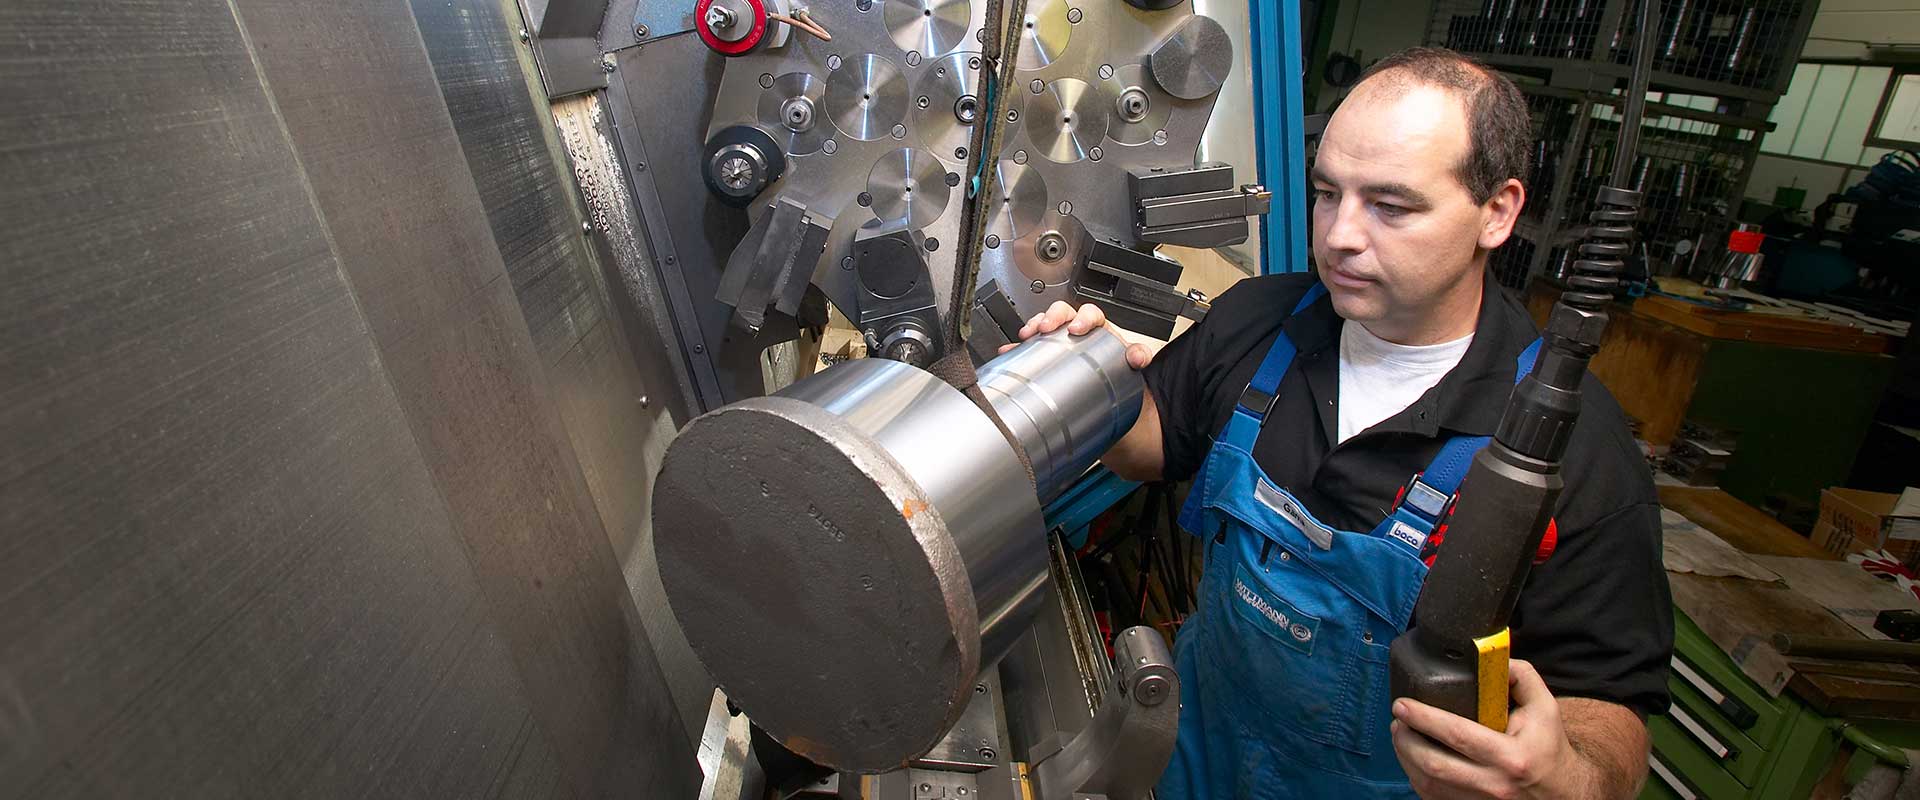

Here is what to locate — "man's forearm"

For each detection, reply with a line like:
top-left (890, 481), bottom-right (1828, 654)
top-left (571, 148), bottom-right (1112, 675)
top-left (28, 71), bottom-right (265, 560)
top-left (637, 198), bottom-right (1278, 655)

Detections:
top-left (1560, 698), bottom-right (1649, 800)
top-left (1102, 387), bottom-right (1165, 482)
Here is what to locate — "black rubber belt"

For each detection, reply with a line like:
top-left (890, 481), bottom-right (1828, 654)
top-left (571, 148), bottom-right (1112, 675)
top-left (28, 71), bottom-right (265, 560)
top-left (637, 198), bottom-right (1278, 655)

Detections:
top-left (932, 0), bottom-right (1036, 490)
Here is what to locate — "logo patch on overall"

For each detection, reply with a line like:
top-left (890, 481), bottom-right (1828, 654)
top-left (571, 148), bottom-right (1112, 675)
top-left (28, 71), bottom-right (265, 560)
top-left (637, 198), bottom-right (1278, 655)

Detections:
top-left (1386, 519), bottom-right (1428, 551)
top-left (1231, 564), bottom-right (1320, 654)
top-left (1254, 479), bottom-right (1334, 550)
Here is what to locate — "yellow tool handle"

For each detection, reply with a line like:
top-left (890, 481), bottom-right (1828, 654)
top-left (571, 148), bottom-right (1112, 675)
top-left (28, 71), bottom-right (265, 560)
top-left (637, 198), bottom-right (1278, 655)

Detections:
top-left (1474, 628), bottom-right (1511, 732)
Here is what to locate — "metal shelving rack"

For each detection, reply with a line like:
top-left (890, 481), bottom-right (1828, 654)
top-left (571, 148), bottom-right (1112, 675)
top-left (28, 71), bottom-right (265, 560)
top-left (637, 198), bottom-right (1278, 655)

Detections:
top-left (1427, 0), bottom-right (1818, 289)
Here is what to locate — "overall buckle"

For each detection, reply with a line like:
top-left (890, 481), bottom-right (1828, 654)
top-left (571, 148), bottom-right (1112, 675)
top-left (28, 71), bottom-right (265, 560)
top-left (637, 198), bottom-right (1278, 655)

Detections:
top-left (1394, 473), bottom-right (1454, 525)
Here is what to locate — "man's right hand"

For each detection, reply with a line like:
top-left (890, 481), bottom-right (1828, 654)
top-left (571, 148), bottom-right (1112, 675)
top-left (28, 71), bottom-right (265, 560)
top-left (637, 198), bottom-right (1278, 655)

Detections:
top-left (999, 301), bottom-right (1154, 371)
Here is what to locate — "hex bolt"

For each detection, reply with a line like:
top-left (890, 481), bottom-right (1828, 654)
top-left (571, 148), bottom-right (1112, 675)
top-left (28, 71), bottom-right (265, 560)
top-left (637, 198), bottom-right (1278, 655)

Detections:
top-left (519, 27), bottom-right (531, 42)
top-left (582, 221), bottom-right (594, 234)
top-left (1037, 232), bottom-right (1066, 262)
top-left (601, 54), bottom-right (618, 73)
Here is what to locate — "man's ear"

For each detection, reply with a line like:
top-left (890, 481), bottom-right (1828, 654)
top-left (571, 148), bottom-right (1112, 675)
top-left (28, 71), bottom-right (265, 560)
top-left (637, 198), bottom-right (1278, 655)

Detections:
top-left (1478, 178), bottom-right (1526, 250)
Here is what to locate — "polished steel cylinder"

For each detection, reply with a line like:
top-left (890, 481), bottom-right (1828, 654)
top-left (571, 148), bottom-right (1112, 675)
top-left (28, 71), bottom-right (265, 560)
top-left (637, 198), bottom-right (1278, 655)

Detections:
top-left (979, 328), bottom-right (1146, 501)
top-left (652, 329), bottom-right (1142, 773)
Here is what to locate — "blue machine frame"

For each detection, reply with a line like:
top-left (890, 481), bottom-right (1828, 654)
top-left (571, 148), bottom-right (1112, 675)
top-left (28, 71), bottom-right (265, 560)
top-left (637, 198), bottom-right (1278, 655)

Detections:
top-left (1251, 0), bottom-right (1309, 276)
top-left (1044, 0), bottom-right (1308, 543)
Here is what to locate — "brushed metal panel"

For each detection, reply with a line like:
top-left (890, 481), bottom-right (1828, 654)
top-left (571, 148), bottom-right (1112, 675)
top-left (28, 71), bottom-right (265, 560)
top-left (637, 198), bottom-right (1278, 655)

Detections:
top-left (0, 0), bottom-right (565, 797)
top-left (226, 0), bottom-right (697, 794)
top-left (410, 0), bottom-right (712, 752)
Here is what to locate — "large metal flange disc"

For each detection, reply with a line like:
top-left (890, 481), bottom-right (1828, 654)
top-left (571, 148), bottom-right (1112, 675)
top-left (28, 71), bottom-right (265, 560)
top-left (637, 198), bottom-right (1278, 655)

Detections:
top-left (868, 148), bottom-right (952, 228)
top-left (1015, 0), bottom-right (1072, 70)
top-left (653, 384), bottom-right (982, 773)
top-left (758, 72), bottom-right (828, 155)
top-left (987, 160), bottom-right (1048, 241)
top-left (1104, 64), bottom-right (1174, 146)
top-left (884, 0), bottom-right (973, 57)
top-left (913, 52), bottom-right (988, 161)
top-left (1029, 78), bottom-right (1109, 164)
top-left (826, 54), bottom-right (909, 142)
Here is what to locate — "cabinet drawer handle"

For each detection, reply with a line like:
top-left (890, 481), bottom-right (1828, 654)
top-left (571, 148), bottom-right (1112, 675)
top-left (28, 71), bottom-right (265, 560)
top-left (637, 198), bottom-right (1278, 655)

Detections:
top-left (1671, 656), bottom-right (1757, 729)
top-left (1669, 705), bottom-right (1735, 760)
top-left (1650, 755), bottom-right (1698, 800)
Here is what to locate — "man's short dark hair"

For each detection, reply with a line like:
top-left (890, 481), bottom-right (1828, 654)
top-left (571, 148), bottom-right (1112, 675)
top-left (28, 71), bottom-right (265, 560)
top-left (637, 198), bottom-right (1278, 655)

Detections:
top-left (1357, 47), bottom-right (1530, 204)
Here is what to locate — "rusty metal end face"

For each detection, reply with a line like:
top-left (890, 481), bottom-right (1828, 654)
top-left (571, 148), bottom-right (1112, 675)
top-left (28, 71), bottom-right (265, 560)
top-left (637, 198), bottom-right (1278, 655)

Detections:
top-left (653, 397), bottom-right (980, 772)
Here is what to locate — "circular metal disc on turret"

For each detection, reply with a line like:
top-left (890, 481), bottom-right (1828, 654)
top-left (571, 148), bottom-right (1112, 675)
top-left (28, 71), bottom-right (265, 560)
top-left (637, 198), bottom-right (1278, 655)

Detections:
top-left (884, 0), bottom-right (973, 57)
top-left (1103, 65), bottom-right (1174, 145)
top-left (826, 54), bottom-right (908, 142)
top-left (913, 52), bottom-right (996, 161)
top-left (1147, 13), bottom-right (1235, 100)
top-left (1015, 0), bottom-right (1071, 70)
top-left (1029, 78), bottom-right (1109, 164)
top-left (758, 72), bottom-right (828, 155)
top-left (987, 160), bottom-right (1048, 241)
top-left (868, 148), bottom-right (951, 228)
top-left (652, 394), bottom-right (981, 773)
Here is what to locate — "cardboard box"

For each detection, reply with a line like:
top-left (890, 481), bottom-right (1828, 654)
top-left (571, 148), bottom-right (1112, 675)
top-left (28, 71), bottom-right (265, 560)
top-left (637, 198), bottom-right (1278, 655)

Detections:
top-left (1812, 487), bottom-right (1920, 564)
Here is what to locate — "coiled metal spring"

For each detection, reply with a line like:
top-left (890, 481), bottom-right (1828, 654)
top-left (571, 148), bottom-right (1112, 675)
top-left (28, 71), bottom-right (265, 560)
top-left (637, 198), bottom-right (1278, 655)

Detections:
top-left (1565, 186), bottom-right (1642, 311)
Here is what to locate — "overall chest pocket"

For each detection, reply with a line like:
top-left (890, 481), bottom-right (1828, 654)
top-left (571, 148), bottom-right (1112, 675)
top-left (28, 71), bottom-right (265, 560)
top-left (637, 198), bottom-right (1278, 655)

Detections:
top-left (1200, 514), bottom-right (1384, 762)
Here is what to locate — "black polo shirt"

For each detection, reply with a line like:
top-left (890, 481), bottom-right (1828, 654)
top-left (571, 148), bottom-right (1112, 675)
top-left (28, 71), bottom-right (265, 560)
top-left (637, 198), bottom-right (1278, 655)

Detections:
top-left (1145, 270), bottom-right (1673, 717)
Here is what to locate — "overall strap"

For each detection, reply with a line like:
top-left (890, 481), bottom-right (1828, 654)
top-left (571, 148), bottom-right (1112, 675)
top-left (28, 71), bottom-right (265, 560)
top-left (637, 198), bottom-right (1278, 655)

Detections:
top-left (1219, 283), bottom-right (1328, 450)
top-left (1415, 336), bottom-right (1545, 497)
top-left (1375, 337), bottom-right (1546, 556)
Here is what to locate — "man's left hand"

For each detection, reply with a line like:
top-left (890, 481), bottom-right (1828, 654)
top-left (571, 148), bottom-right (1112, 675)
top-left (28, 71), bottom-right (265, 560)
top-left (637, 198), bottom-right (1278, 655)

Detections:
top-left (1390, 659), bottom-right (1595, 800)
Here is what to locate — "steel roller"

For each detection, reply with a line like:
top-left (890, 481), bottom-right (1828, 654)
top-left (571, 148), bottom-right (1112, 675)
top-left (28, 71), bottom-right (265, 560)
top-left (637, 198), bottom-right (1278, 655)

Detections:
top-left (652, 328), bottom-right (1143, 773)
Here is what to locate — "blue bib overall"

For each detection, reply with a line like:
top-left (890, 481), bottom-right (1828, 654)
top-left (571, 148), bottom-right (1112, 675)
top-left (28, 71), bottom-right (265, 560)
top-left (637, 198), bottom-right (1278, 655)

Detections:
top-left (1156, 283), bottom-right (1539, 798)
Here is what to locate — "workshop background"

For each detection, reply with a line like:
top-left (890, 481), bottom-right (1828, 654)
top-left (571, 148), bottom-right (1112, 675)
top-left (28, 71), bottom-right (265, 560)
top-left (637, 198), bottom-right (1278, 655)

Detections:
top-left (1098, 1), bottom-right (1920, 797)
top-left (5, 0), bottom-right (1920, 798)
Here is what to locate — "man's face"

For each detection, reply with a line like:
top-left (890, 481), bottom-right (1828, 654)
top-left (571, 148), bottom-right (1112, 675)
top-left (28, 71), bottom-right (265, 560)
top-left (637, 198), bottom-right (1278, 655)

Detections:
top-left (1310, 80), bottom-right (1517, 331)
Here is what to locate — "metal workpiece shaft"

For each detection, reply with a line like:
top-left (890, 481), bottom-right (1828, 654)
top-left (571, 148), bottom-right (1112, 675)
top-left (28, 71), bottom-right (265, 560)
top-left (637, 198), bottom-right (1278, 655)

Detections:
top-left (978, 328), bottom-right (1146, 501)
top-left (652, 329), bottom-right (1144, 773)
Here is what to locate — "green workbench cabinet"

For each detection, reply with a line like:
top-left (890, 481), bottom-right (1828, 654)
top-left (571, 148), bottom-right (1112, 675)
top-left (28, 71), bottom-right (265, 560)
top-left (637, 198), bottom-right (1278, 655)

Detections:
top-left (1641, 611), bottom-right (1911, 799)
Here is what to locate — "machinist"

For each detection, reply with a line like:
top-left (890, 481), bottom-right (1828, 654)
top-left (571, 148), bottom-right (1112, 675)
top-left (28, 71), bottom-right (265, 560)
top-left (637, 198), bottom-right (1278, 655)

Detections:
top-left (1009, 48), bottom-right (1673, 798)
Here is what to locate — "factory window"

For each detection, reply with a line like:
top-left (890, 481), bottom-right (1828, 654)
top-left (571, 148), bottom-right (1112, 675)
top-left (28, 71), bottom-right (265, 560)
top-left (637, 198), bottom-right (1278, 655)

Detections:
top-left (1762, 63), bottom-right (1899, 167)
top-left (1867, 71), bottom-right (1920, 150)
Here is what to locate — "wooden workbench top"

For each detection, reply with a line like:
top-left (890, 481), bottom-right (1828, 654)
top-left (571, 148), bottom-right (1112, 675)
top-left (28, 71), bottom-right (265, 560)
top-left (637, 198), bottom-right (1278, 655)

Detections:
top-left (1633, 294), bottom-right (1894, 354)
top-left (1661, 487), bottom-right (1920, 719)
top-left (1658, 486), bottom-right (1837, 561)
